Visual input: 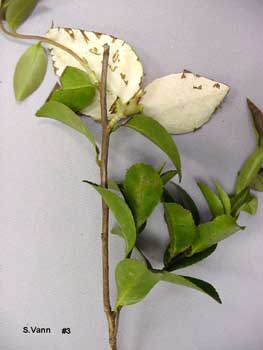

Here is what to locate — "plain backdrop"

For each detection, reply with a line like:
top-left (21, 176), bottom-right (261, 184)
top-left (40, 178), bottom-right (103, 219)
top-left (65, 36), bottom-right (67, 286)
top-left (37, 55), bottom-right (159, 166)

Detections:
top-left (1, 1), bottom-right (263, 349)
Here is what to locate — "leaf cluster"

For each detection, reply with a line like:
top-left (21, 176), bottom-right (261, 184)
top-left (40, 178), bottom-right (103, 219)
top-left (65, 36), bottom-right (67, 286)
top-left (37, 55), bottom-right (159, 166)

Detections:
top-left (2, 0), bottom-right (263, 315)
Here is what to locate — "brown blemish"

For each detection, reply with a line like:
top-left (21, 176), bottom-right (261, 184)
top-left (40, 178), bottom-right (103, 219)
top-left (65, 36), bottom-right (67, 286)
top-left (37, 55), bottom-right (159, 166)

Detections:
top-left (112, 50), bottom-right (120, 63)
top-left (64, 28), bottom-right (75, 39)
top-left (110, 35), bottom-right (117, 43)
top-left (193, 85), bottom-right (202, 90)
top-left (213, 83), bottom-right (221, 89)
top-left (120, 73), bottom-right (128, 85)
top-left (94, 32), bottom-right (102, 39)
top-left (80, 30), bottom-right (90, 43)
top-left (109, 64), bottom-right (118, 72)
top-left (89, 47), bottom-right (101, 55)
top-left (181, 72), bottom-right (186, 79)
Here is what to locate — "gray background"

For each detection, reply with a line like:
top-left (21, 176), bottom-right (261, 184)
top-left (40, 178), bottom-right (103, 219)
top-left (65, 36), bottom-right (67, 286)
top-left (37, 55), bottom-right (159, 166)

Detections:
top-left (1, 0), bottom-right (263, 349)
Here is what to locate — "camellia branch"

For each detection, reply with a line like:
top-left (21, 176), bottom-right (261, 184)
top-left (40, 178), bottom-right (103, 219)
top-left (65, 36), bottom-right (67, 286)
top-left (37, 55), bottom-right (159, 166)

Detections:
top-left (0, 10), bottom-right (98, 86)
top-left (99, 44), bottom-right (118, 350)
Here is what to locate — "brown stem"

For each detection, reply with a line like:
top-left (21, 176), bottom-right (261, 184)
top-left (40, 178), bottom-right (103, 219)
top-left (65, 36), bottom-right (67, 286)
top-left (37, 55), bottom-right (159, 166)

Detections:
top-left (99, 44), bottom-right (118, 350)
top-left (0, 11), bottom-right (98, 85)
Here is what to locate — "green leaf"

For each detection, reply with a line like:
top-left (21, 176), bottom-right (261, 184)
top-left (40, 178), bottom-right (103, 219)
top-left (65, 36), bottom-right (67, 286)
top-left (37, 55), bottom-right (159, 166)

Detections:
top-left (165, 245), bottom-right (217, 271)
top-left (115, 259), bottom-right (160, 309)
top-left (115, 260), bottom-right (221, 309)
top-left (198, 182), bottom-right (225, 218)
top-left (123, 163), bottom-right (163, 230)
top-left (160, 271), bottom-right (221, 304)
top-left (240, 194), bottom-right (258, 216)
top-left (250, 169), bottom-right (263, 192)
top-left (88, 185), bottom-right (136, 256)
top-left (36, 101), bottom-right (99, 157)
top-left (161, 170), bottom-right (177, 185)
top-left (14, 42), bottom-right (47, 101)
top-left (231, 188), bottom-right (250, 217)
top-left (157, 161), bottom-right (166, 174)
top-left (169, 183), bottom-right (200, 225)
top-left (235, 145), bottom-right (263, 194)
top-left (6, 0), bottom-right (37, 31)
top-left (213, 181), bottom-right (231, 215)
top-left (50, 67), bottom-right (96, 112)
top-left (247, 98), bottom-right (263, 145)
top-left (231, 188), bottom-right (258, 216)
top-left (192, 215), bottom-right (243, 255)
top-left (164, 203), bottom-right (196, 265)
top-left (125, 114), bottom-right (182, 179)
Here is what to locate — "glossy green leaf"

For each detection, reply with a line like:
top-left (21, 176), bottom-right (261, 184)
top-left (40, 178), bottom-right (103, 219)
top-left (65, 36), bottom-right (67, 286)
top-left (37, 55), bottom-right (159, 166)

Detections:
top-left (125, 114), bottom-right (182, 179)
top-left (250, 169), bottom-right (263, 192)
top-left (161, 170), bottom-right (177, 185)
top-left (192, 215), bottom-right (243, 254)
top-left (198, 182), bottom-right (225, 218)
top-left (160, 271), bottom-right (221, 304)
top-left (235, 145), bottom-right (263, 194)
top-left (169, 183), bottom-right (200, 225)
top-left (164, 203), bottom-right (196, 265)
top-left (247, 98), bottom-right (263, 145)
top-left (213, 181), bottom-right (231, 215)
top-left (165, 245), bottom-right (217, 271)
top-left (123, 163), bottom-right (163, 230)
top-left (115, 259), bottom-right (159, 309)
top-left (14, 42), bottom-right (47, 101)
top-left (36, 101), bottom-right (99, 156)
top-left (6, 0), bottom-right (37, 31)
top-left (50, 67), bottom-right (96, 112)
top-left (88, 185), bottom-right (136, 256)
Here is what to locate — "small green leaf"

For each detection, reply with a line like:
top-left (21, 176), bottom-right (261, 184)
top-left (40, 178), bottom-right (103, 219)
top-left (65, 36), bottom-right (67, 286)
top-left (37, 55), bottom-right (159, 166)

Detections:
top-left (165, 245), bottom-right (217, 271)
top-left (247, 98), bottom-right (263, 145)
top-left (157, 161), bottom-right (166, 174)
top-left (160, 271), bottom-right (221, 304)
top-left (235, 145), bottom-right (263, 194)
top-left (164, 203), bottom-right (196, 265)
top-left (231, 188), bottom-right (250, 217)
top-left (240, 194), bottom-right (258, 216)
top-left (6, 0), bottom-right (37, 31)
top-left (115, 259), bottom-right (159, 309)
top-left (125, 114), bottom-right (182, 179)
top-left (14, 42), bottom-right (47, 101)
top-left (192, 215), bottom-right (242, 254)
top-left (88, 185), bottom-right (136, 256)
top-left (161, 170), bottom-right (177, 185)
top-left (231, 188), bottom-right (258, 216)
top-left (198, 182), bottom-right (225, 218)
top-left (36, 101), bottom-right (99, 157)
top-left (169, 183), bottom-right (200, 225)
top-left (123, 163), bottom-right (163, 230)
top-left (213, 181), bottom-right (231, 215)
top-left (50, 67), bottom-right (96, 112)
top-left (250, 169), bottom-right (263, 192)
